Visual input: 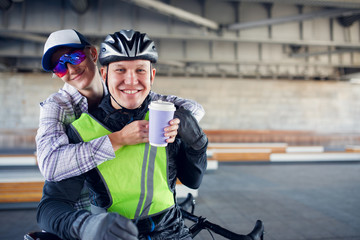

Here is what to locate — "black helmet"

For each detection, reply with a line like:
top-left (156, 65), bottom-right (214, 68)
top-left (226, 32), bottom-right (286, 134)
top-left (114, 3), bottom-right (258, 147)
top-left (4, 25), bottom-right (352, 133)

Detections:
top-left (99, 29), bottom-right (158, 65)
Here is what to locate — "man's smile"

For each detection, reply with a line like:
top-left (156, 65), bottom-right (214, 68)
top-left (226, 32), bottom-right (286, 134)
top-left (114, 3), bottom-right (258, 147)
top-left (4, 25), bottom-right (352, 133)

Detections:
top-left (122, 89), bottom-right (141, 95)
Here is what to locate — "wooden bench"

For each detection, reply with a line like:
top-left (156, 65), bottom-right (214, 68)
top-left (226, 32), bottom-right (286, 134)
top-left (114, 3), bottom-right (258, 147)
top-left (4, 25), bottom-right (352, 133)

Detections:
top-left (206, 142), bottom-right (360, 162)
top-left (209, 149), bottom-right (272, 161)
top-left (0, 181), bottom-right (44, 203)
top-left (203, 129), bottom-right (360, 147)
top-left (346, 145), bottom-right (360, 152)
top-left (204, 129), bottom-right (313, 144)
top-left (208, 143), bottom-right (288, 153)
top-left (0, 179), bottom-right (194, 204)
top-left (207, 143), bottom-right (287, 161)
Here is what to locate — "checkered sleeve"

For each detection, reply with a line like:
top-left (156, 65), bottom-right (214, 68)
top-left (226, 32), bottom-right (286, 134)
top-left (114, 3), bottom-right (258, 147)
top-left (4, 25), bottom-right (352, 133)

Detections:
top-left (36, 97), bottom-right (115, 182)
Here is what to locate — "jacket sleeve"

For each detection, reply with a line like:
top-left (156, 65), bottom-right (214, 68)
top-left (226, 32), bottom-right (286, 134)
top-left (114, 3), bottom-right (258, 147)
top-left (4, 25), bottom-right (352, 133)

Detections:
top-left (37, 176), bottom-right (89, 240)
top-left (175, 139), bottom-right (208, 189)
top-left (173, 109), bottom-right (208, 189)
top-left (36, 97), bottom-right (115, 182)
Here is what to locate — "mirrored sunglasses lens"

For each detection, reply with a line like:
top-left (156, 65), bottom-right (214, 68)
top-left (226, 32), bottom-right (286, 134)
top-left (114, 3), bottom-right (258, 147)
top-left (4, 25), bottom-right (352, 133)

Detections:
top-left (52, 50), bottom-right (87, 78)
top-left (61, 51), bottom-right (86, 66)
top-left (53, 63), bottom-right (67, 78)
top-left (69, 51), bottom-right (87, 65)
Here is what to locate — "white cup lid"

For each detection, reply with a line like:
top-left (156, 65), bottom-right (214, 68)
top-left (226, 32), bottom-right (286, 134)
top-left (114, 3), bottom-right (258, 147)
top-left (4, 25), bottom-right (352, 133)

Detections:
top-left (149, 100), bottom-right (176, 111)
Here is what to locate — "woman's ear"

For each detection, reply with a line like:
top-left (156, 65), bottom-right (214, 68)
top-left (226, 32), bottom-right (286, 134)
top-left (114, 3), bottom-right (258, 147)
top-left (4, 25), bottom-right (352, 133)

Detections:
top-left (89, 46), bottom-right (98, 62)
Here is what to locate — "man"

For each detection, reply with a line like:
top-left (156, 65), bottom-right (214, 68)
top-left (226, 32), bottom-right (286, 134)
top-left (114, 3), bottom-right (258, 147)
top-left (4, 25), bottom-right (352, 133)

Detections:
top-left (36, 29), bottom-right (205, 183)
top-left (36, 30), bottom-right (208, 240)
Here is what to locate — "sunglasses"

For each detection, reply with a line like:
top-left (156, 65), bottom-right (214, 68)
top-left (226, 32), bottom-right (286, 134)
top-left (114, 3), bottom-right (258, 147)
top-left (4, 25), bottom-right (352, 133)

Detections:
top-left (52, 49), bottom-right (87, 78)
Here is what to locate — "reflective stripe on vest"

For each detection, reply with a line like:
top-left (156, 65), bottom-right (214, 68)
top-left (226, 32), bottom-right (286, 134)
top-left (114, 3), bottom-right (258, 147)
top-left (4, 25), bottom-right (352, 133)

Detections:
top-left (70, 113), bottom-right (175, 219)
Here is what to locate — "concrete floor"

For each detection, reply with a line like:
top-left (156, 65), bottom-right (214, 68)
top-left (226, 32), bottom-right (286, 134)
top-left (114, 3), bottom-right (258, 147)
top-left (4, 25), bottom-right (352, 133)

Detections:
top-left (192, 162), bottom-right (360, 240)
top-left (1, 162), bottom-right (360, 240)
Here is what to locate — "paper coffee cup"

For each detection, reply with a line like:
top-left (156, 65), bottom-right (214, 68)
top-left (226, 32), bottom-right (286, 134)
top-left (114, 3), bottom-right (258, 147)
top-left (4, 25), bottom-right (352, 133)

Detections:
top-left (149, 100), bottom-right (176, 147)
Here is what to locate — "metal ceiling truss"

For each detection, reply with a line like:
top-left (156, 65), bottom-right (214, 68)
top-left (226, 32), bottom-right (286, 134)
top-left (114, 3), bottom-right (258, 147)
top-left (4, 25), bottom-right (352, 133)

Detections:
top-left (228, 7), bottom-right (360, 30)
top-left (223, 0), bottom-right (360, 9)
top-left (0, 0), bottom-right (360, 79)
top-left (125, 0), bottom-right (219, 30)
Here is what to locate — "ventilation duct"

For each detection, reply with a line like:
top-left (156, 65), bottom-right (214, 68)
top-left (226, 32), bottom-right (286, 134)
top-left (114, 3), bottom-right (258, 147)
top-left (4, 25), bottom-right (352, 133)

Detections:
top-left (0, 0), bottom-right (12, 11)
top-left (69, 0), bottom-right (89, 14)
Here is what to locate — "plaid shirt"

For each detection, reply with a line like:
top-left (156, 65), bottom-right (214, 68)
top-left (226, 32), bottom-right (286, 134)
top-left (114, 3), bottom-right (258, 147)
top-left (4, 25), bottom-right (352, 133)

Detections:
top-left (36, 82), bottom-right (205, 182)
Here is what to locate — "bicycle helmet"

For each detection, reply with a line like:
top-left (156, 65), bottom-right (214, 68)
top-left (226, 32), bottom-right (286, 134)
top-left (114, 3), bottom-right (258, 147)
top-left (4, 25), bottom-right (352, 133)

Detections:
top-left (99, 29), bottom-right (158, 65)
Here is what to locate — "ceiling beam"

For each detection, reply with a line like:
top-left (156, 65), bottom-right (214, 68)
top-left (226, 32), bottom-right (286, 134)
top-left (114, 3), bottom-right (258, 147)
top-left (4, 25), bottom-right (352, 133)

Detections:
top-left (221, 0), bottom-right (360, 9)
top-left (157, 59), bottom-right (186, 68)
top-left (228, 8), bottom-right (360, 31)
top-left (0, 30), bottom-right (47, 43)
top-left (290, 48), bottom-right (360, 58)
top-left (124, 0), bottom-right (219, 30)
top-left (173, 58), bottom-right (360, 69)
top-left (151, 33), bottom-right (360, 48)
top-left (2, 28), bottom-right (360, 49)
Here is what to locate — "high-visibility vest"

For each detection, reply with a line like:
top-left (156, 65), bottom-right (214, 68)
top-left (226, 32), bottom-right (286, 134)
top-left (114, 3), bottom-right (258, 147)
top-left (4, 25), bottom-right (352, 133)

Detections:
top-left (71, 113), bottom-right (175, 220)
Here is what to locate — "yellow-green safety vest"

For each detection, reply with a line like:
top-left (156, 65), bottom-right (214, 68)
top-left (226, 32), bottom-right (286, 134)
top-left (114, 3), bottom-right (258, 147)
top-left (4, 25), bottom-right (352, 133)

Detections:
top-left (70, 112), bottom-right (175, 220)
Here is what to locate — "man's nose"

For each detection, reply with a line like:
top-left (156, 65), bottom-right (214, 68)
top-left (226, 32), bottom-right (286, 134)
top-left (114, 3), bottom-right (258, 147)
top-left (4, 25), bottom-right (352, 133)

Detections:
top-left (124, 70), bottom-right (138, 85)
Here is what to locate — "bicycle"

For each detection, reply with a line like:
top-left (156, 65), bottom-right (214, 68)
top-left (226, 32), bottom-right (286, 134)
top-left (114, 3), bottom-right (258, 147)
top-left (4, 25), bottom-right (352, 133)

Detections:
top-left (179, 193), bottom-right (264, 240)
top-left (24, 193), bottom-right (264, 240)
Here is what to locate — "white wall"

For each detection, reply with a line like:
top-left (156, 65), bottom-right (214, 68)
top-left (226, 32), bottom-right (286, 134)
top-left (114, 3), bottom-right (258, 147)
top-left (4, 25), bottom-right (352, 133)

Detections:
top-left (154, 77), bottom-right (360, 133)
top-left (2, 73), bottom-right (359, 134)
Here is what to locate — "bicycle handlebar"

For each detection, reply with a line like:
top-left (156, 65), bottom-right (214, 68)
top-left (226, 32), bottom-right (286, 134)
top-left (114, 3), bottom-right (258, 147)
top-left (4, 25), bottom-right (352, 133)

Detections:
top-left (181, 209), bottom-right (264, 240)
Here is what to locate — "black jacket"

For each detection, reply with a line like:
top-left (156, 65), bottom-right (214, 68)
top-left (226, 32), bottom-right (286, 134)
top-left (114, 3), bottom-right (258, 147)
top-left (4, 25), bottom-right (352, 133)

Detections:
top-left (37, 94), bottom-right (208, 240)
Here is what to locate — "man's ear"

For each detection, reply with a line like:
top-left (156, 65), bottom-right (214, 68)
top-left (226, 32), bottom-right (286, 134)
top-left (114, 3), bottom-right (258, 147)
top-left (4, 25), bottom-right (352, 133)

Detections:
top-left (100, 66), bottom-right (107, 82)
top-left (150, 67), bottom-right (156, 85)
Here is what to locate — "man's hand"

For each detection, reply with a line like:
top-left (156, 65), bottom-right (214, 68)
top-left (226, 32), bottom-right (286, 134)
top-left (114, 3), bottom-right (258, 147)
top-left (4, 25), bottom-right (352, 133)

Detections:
top-left (71, 212), bottom-right (138, 240)
top-left (165, 118), bottom-right (180, 144)
top-left (108, 120), bottom-right (149, 150)
top-left (109, 118), bottom-right (180, 149)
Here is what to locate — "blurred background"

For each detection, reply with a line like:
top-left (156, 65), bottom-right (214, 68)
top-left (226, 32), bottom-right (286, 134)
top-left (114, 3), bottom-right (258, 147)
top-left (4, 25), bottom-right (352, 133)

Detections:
top-left (1, 0), bottom-right (360, 149)
top-left (0, 1), bottom-right (360, 239)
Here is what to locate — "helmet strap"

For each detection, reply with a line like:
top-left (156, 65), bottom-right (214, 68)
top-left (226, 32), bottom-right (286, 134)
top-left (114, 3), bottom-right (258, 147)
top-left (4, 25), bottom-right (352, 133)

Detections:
top-left (110, 94), bottom-right (125, 110)
top-left (105, 64), bottom-right (126, 110)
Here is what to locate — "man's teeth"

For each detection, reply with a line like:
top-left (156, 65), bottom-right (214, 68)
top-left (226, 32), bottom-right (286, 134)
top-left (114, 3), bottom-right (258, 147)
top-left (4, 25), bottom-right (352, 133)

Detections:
top-left (123, 90), bottom-right (138, 94)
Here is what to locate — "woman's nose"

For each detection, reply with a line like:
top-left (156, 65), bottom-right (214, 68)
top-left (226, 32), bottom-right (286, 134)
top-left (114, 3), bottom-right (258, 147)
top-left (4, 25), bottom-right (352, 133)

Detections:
top-left (66, 63), bottom-right (80, 74)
